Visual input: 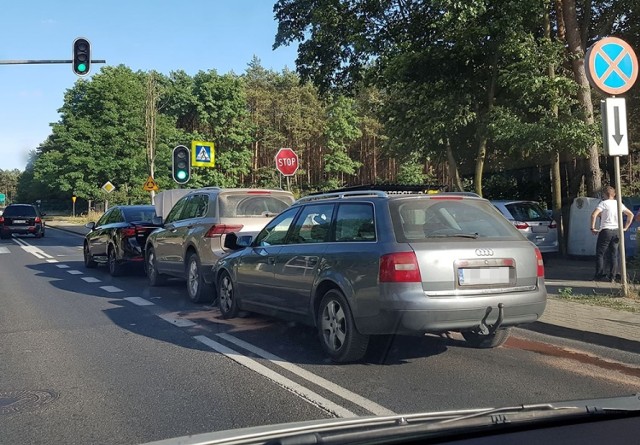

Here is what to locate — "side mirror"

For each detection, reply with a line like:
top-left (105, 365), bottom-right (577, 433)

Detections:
top-left (236, 235), bottom-right (253, 248)
top-left (41, 212), bottom-right (47, 216)
top-left (152, 216), bottom-right (163, 225)
top-left (85, 222), bottom-right (96, 230)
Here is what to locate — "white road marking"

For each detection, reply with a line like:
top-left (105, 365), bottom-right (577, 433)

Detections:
top-left (67, 270), bottom-right (83, 275)
top-left (81, 277), bottom-right (101, 283)
top-left (0, 247), bottom-right (10, 254)
top-left (46, 259), bottom-right (58, 263)
top-left (124, 297), bottom-right (154, 306)
top-left (193, 335), bottom-right (355, 418)
top-left (56, 264), bottom-right (70, 269)
top-left (11, 238), bottom-right (53, 259)
top-left (217, 333), bottom-right (395, 416)
top-left (100, 286), bottom-right (123, 293)
top-left (158, 314), bottom-right (196, 327)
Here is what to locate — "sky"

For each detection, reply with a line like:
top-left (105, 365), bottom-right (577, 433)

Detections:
top-left (0, 0), bottom-right (299, 171)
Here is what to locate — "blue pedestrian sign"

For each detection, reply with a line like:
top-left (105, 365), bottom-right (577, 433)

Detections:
top-left (586, 37), bottom-right (638, 95)
top-left (191, 140), bottom-right (215, 168)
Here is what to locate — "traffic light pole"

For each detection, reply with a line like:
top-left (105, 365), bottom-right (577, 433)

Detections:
top-left (0, 59), bottom-right (106, 65)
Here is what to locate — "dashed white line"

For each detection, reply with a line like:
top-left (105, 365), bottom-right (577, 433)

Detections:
top-left (100, 286), bottom-right (123, 293)
top-left (217, 333), bottom-right (395, 416)
top-left (0, 247), bottom-right (10, 254)
top-left (124, 297), bottom-right (155, 306)
top-left (46, 259), bottom-right (59, 263)
top-left (158, 314), bottom-right (196, 327)
top-left (56, 264), bottom-right (70, 269)
top-left (67, 270), bottom-right (83, 275)
top-left (81, 277), bottom-right (101, 283)
top-left (193, 335), bottom-right (355, 418)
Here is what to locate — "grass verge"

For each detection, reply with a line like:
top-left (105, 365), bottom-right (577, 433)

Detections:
top-left (554, 287), bottom-right (640, 313)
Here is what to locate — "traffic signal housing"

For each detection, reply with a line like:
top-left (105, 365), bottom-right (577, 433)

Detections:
top-left (73, 38), bottom-right (91, 76)
top-left (172, 145), bottom-right (191, 184)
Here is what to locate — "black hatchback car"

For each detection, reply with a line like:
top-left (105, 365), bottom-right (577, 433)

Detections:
top-left (83, 205), bottom-right (160, 276)
top-left (0, 204), bottom-right (46, 239)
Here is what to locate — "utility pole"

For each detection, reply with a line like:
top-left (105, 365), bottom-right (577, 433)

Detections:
top-left (145, 71), bottom-right (160, 204)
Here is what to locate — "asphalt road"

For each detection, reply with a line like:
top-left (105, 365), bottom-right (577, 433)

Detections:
top-left (1, 228), bottom-right (639, 445)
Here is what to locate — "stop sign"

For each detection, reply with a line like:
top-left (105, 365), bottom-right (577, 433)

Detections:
top-left (275, 148), bottom-right (299, 176)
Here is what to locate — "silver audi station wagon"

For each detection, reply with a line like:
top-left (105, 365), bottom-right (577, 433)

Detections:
top-left (214, 187), bottom-right (547, 363)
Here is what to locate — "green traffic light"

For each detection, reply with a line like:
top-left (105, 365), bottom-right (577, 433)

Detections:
top-left (77, 63), bottom-right (87, 72)
top-left (176, 171), bottom-right (187, 180)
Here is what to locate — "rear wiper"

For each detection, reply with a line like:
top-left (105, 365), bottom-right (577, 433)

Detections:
top-left (426, 233), bottom-right (479, 239)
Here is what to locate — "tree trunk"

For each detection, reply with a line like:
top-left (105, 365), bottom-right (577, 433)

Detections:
top-left (562, 0), bottom-right (601, 196)
top-left (474, 51), bottom-right (499, 197)
top-left (446, 140), bottom-right (464, 192)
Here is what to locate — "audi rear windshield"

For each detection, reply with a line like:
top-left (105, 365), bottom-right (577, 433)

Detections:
top-left (391, 198), bottom-right (523, 242)
top-left (219, 193), bottom-right (294, 217)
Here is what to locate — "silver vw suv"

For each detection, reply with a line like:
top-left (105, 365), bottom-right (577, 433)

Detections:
top-left (145, 187), bottom-right (295, 303)
top-left (215, 186), bottom-right (547, 362)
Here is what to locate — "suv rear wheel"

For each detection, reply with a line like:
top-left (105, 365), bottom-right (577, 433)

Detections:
top-left (186, 252), bottom-right (213, 303)
top-left (462, 328), bottom-right (511, 348)
top-left (317, 289), bottom-right (369, 363)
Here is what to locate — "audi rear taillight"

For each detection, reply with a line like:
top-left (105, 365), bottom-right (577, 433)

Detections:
top-left (205, 224), bottom-right (244, 237)
top-left (549, 221), bottom-right (557, 229)
top-left (534, 247), bottom-right (544, 277)
top-left (513, 221), bottom-right (529, 229)
top-left (380, 252), bottom-right (422, 283)
top-left (0, 216), bottom-right (4, 224)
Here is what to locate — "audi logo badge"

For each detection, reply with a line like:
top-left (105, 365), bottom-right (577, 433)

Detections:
top-left (475, 248), bottom-right (494, 256)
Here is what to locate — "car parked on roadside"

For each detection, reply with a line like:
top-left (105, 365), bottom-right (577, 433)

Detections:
top-left (491, 200), bottom-right (559, 254)
top-left (145, 187), bottom-right (296, 303)
top-left (83, 205), bottom-right (160, 276)
top-left (0, 203), bottom-right (46, 239)
top-left (214, 187), bottom-right (548, 363)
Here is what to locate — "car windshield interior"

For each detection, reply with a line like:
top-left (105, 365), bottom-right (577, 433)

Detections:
top-left (220, 195), bottom-right (293, 217)
top-left (122, 207), bottom-right (156, 223)
top-left (506, 202), bottom-right (551, 222)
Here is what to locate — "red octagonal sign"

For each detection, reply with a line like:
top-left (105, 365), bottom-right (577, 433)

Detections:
top-left (275, 148), bottom-right (299, 176)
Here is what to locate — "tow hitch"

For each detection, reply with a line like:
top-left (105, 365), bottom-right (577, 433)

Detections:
top-left (477, 303), bottom-right (504, 335)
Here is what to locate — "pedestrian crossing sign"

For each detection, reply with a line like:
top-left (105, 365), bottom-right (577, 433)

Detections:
top-left (191, 140), bottom-right (215, 168)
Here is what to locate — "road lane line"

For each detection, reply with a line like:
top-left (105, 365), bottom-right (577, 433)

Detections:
top-left (0, 247), bottom-right (10, 254)
top-left (46, 259), bottom-right (59, 263)
top-left (67, 270), bottom-right (83, 275)
top-left (100, 286), bottom-right (123, 293)
top-left (81, 277), bottom-right (101, 283)
top-left (158, 314), bottom-right (196, 327)
top-left (217, 332), bottom-right (395, 416)
top-left (124, 297), bottom-right (154, 306)
top-left (11, 238), bottom-right (53, 258)
top-left (56, 264), bottom-right (70, 269)
top-left (193, 335), bottom-right (355, 418)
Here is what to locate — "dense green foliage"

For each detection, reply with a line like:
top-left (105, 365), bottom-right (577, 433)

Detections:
top-left (12, 0), bottom-right (640, 219)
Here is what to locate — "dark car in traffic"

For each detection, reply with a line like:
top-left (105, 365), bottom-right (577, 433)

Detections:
top-left (214, 187), bottom-right (547, 363)
top-left (0, 204), bottom-right (46, 239)
top-left (83, 205), bottom-right (160, 276)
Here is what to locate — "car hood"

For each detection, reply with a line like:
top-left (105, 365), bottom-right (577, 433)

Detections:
top-left (141, 394), bottom-right (640, 445)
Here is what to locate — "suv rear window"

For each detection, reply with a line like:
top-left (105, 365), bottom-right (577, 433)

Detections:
top-left (505, 202), bottom-right (550, 222)
top-left (219, 194), bottom-right (293, 217)
top-left (392, 198), bottom-right (521, 242)
top-left (3, 205), bottom-right (37, 217)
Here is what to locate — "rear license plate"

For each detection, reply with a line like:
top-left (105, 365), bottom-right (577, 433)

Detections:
top-left (13, 220), bottom-right (27, 224)
top-left (458, 267), bottom-right (510, 285)
top-left (531, 225), bottom-right (549, 233)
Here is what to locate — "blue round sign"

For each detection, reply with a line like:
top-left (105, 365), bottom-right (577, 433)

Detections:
top-left (586, 37), bottom-right (638, 95)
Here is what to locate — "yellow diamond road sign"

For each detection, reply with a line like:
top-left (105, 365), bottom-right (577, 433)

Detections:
top-left (102, 181), bottom-right (115, 193)
top-left (191, 140), bottom-right (215, 168)
top-left (143, 176), bottom-right (159, 191)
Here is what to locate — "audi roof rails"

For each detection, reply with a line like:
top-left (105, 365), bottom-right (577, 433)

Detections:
top-left (308, 184), bottom-right (447, 196)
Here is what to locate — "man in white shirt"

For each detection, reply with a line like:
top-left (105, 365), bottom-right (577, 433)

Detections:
top-left (590, 186), bottom-right (634, 281)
